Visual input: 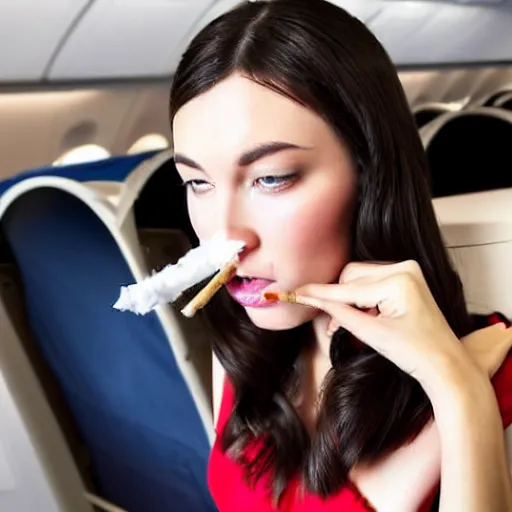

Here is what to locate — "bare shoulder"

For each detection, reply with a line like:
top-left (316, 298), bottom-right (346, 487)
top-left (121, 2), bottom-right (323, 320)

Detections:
top-left (212, 352), bottom-right (226, 426)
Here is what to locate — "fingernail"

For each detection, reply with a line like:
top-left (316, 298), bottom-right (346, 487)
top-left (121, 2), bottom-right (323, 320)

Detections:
top-left (263, 291), bottom-right (298, 304)
top-left (263, 292), bottom-right (279, 302)
top-left (326, 320), bottom-right (336, 337)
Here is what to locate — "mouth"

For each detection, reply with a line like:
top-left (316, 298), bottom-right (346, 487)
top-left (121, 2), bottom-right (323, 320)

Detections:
top-left (225, 275), bottom-right (277, 308)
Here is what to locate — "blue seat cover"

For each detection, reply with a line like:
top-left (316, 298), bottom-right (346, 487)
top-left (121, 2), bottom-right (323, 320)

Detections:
top-left (1, 160), bottom-right (216, 511)
top-left (0, 151), bottom-right (160, 197)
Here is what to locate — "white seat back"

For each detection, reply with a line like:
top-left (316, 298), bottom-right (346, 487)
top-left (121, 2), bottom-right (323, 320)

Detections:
top-left (433, 189), bottom-right (512, 318)
top-left (412, 101), bottom-right (460, 129)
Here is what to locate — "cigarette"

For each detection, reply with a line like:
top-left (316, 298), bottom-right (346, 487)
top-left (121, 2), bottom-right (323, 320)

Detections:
top-left (181, 257), bottom-right (239, 317)
top-left (113, 232), bottom-right (245, 316)
top-left (263, 291), bottom-right (297, 303)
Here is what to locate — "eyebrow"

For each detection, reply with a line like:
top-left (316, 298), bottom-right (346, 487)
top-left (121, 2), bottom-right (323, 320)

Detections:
top-left (174, 141), bottom-right (310, 171)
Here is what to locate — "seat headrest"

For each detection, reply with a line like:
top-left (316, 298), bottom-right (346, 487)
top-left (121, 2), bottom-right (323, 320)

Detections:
top-left (433, 188), bottom-right (512, 317)
top-left (495, 92), bottom-right (512, 112)
top-left (502, 99), bottom-right (512, 111)
top-left (0, 150), bottom-right (162, 197)
top-left (413, 102), bottom-right (459, 129)
top-left (484, 89), bottom-right (512, 107)
top-left (421, 108), bottom-right (512, 198)
top-left (433, 188), bottom-right (512, 247)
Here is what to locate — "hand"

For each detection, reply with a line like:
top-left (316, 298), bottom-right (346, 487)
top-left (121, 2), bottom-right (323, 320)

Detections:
top-left (290, 260), bottom-right (480, 392)
top-left (286, 262), bottom-right (512, 511)
top-left (342, 320), bottom-right (512, 512)
top-left (328, 319), bottom-right (512, 380)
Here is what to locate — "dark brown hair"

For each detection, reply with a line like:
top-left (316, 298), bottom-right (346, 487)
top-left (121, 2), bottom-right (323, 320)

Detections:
top-left (169, 0), bottom-right (472, 502)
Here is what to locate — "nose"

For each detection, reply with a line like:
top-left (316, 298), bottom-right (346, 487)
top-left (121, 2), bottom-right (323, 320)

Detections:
top-left (224, 226), bottom-right (259, 260)
top-left (211, 189), bottom-right (260, 259)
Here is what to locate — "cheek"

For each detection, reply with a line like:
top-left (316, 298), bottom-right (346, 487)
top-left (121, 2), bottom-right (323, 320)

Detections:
top-left (262, 186), bottom-right (354, 284)
top-left (187, 196), bottom-right (214, 241)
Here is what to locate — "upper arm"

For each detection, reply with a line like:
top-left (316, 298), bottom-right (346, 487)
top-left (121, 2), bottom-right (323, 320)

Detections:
top-left (212, 351), bottom-right (225, 427)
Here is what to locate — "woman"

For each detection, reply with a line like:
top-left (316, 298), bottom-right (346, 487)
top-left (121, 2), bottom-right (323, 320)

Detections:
top-left (169, 0), bottom-right (512, 510)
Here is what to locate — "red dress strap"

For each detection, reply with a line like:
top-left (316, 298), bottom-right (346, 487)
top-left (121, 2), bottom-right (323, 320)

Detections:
top-left (488, 313), bottom-right (512, 428)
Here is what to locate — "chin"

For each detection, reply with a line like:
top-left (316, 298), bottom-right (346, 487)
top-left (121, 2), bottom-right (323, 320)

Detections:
top-left (243, 302), bottom-right (318, 331)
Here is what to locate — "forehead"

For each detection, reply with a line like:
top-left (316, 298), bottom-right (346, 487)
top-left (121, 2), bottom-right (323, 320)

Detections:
top-left (172, 74), bottom-right (333, 161)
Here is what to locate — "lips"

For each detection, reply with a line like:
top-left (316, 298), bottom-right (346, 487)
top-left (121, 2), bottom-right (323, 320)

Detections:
top-left (225, 276), bottom-right (276, 308)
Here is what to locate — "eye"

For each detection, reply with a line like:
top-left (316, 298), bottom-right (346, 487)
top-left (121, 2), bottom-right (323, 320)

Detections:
top-left (254, 174), bottom-right (297, 192)
top-left (182, 179), bottom-right (214, 194)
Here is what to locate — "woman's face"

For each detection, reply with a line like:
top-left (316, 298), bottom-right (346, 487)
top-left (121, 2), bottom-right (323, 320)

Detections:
top-left (173, 74), bottom-right (357, 330)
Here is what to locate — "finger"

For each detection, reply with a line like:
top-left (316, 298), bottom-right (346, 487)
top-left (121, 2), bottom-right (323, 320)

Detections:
top-left (340, 261), bottom-right (393, 284)
top-left (295, 280), bottom-right (390, 311)
top-left (326, 318), bottom-right (340, 337)
top-left (292, 294), bottom-right (386, 346)
top-left (341, 260), bottom-right (422, 284)
top-left (326, 306), bottom-right (380, 337)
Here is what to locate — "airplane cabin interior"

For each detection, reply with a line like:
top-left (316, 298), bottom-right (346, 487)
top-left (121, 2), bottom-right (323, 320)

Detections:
top-left (0, 0), bottom-right (511, 511)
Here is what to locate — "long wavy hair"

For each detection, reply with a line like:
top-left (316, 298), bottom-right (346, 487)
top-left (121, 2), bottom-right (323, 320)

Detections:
top-left (169, 0), bottom-right (472, 501)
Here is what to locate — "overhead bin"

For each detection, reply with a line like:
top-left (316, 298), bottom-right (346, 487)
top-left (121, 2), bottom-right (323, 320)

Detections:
top-left (0, 151), bottom-right (216, 511)
top-left (2, 0), bottom-right (512, 84)
top-left (337, 0), bottom-right (512, 67)
top-left (0, 0), bottom-right (90, 82)
top-left (47, 0), bottom-right (213, 80)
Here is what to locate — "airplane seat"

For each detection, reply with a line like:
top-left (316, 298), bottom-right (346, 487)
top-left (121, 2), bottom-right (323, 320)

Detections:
top-left (414, 108), bottom-right (442, 129)
top-left (484, 89), bottom-right (512, 107)
top-left (1, 187), bottom-right (216, 512)
top-left (502, 99), bottom-right (512, 111)
top-left (495, 92), bottom-right (512, 112)
top-left (433, 189), bottom-right (512, 320)
top-left (132, 158), bottom-right (214, 401)
top-left (467, 89), bottom-right (512, 109)
top-left (0, 152), bottom-right (216, 512)
top-left (421, 108), bottom-right (512, 198)
top-left (0, 261), bottom-right (95, 483)
top-left (431, 187), bottom-right (512, 512)
top-left (412, 102), bottom-right (458, 129)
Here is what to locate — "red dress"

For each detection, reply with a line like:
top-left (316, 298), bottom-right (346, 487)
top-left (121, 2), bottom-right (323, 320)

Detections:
top-left (208, 313), bottom-right (512, 511)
